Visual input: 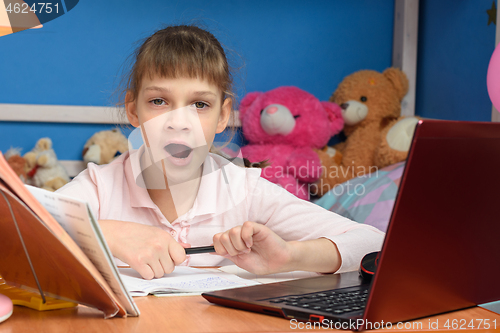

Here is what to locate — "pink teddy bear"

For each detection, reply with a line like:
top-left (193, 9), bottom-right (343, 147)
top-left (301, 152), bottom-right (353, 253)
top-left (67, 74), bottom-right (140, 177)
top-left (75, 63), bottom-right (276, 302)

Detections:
top-left (239, 86), bottom-right (343, 200)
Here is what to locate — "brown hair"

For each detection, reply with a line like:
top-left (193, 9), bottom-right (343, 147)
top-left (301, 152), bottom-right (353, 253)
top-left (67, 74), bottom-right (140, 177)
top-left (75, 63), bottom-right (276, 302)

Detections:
top-left (114, 25), bottom-right (235, 142)
top-left (127, 26), bottom-right (233, 102)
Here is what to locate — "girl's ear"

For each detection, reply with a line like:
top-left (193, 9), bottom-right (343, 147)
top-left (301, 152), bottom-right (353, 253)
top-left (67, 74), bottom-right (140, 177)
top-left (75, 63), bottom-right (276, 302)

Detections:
top-left (216, 98), bottom-right (232, 133)
top-left (125, 91), bottom-right (139, 127)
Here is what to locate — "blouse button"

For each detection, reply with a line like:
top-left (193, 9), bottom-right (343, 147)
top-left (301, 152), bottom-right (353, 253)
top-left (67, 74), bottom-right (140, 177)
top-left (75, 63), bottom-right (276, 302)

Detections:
top-left (170, 230), bottom-right (176, 236)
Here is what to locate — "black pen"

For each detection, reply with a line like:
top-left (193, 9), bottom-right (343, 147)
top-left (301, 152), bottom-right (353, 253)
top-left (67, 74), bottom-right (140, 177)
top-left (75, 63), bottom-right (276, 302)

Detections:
top-left (185, 246), bottom-right (216, 255)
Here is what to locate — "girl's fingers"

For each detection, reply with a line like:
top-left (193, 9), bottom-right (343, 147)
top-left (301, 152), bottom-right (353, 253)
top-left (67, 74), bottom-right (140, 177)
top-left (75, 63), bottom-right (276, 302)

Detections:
top-left (149, 260), bottom-right (166, 279)
top-left (212, 233), bottom-right (228, 256)
top-left (159, 256), bottom-right (175, 275)
top-left (179, 242), bottom-right (191, 249)
top-left (219, 231), bottom-right (240, 256)
top-left (135, 264), bottom-right (155, 280)
top-left (228, 226), bottom-right (250, 253)
top-left (213, 224), bottom-right (257, 258)
top-left (241, 221), bottom-right (256, 248)
top-left (169, 241), bottom-right (187, 266)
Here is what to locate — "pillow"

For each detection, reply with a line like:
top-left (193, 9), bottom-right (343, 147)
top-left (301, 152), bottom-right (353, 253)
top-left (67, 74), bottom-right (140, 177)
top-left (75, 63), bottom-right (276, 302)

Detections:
top-left (313, 162), bottom-right (405, 232)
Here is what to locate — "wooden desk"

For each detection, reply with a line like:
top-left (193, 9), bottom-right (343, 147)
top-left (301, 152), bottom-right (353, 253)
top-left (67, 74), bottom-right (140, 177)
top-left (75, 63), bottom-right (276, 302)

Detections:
top-left (1, 295), bottom-right (499, 332)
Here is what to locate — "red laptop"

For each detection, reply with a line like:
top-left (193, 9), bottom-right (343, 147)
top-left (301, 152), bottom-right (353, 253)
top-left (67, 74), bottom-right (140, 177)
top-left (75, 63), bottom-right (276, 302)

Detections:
top-left (202, 119), bottom-right (500, 330)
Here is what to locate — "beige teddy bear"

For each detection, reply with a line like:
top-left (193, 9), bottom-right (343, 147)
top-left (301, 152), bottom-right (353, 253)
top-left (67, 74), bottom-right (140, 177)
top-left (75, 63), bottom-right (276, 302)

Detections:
top-left (23, 138), bottom-right (70, 191)
top-left (82, 129), bottom-right (129, 165)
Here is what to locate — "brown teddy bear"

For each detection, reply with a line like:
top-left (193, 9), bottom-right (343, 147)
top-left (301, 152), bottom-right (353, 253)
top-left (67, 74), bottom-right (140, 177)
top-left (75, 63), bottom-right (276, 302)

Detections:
top-left (82, 129), bottom-right (129, 165)
top-left (312, 68), bottom-right (419, 197)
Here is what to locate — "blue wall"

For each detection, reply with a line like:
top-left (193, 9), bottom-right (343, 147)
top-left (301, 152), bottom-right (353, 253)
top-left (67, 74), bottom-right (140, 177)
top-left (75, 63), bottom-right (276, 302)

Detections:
top-left (0, 0), bottom-right (394, 160)
top-left (1, 1), bottom-right (497, 161)
top-left (416, 0), bottom-right (497, 121)
top-left (1, 1), bottom-right (497, 160)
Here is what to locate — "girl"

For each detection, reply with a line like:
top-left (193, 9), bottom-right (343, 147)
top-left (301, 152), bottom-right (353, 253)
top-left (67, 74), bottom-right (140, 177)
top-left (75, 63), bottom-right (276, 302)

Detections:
top-left (57, 25), bottom-right (384, 280)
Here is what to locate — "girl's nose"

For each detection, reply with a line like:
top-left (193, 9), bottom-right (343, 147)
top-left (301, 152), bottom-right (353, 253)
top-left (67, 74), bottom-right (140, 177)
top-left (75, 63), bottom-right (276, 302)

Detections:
top-left (164, 109), bottom-right (192, 131)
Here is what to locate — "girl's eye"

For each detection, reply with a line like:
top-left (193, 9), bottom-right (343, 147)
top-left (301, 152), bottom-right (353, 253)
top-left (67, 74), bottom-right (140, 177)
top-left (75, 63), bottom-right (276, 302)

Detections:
top-left (151, 99), bottom-right (165, 106)
top-left (194, 101), bottom-right (208, 109)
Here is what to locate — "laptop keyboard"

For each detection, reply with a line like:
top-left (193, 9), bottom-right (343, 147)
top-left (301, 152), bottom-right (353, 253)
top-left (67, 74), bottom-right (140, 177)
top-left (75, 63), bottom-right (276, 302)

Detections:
top-left (263, 286), bottom-right (369, 315)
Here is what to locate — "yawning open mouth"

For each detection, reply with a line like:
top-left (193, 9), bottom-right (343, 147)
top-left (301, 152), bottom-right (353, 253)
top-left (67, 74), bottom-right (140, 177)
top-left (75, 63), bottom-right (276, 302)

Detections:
top-left (164, 143), bottom-right (193, 159)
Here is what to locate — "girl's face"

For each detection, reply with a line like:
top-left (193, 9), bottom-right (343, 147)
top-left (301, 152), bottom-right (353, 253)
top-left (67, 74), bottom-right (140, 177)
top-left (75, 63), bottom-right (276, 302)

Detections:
top-left (126, 76), bottom-right (231, 184)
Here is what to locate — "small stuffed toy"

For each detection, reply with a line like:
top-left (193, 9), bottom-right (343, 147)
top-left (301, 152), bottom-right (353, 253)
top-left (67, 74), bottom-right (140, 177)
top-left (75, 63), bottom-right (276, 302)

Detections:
top-left (239, 86), bottom-right (343, 200)
top-left (4, 148), bottom-right (28, 183)
top-left (23, 138), bottom-right (70, 191)
top-left (82, 129), bottom-right (129, 165)
top-left (312, 68), bottom-right (419, 197)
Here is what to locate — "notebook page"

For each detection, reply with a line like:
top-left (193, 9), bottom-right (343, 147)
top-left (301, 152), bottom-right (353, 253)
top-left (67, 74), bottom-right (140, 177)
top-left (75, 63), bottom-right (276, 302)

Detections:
top-left (119, 266), bottom-right (260, 296)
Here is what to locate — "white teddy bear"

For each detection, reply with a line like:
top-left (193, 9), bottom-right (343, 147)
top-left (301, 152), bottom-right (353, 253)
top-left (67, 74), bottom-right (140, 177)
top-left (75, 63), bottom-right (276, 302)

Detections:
top-left (23, 138), bottom-right (70, 191)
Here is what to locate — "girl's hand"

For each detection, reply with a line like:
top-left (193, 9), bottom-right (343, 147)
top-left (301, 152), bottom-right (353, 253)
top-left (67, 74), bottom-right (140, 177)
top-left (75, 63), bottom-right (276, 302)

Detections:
top-left (213, 221), bottom-right (342, 275)
top-left (99, 220), bottom-right (187, 280)
top-left (213, 221), bottom-right (294, 275)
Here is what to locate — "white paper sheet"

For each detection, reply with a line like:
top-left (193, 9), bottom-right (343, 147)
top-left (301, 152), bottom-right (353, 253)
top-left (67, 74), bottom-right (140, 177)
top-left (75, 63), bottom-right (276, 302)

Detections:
top-left (218, 265), bottom-right (320, 284)
top-left (118, 266), bottom-right (261, 296)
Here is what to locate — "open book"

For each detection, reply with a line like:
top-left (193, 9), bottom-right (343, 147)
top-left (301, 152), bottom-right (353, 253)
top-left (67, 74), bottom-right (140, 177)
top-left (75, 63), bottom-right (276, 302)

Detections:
top-left (0, 152), bottom-right (138, 318)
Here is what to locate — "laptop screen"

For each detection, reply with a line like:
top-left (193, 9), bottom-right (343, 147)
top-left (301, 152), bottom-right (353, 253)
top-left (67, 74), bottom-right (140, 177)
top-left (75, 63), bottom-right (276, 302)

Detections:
top-left (364, 120), bottom-right (500, 326)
